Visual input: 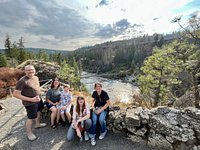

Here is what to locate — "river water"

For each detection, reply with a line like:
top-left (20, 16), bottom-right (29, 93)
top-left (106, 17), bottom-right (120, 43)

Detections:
top-left (80, 72), bottom-right (140, 104)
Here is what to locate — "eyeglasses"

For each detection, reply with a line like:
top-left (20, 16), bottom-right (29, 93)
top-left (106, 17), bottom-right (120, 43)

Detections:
top-left (25, 69), bottom-right (35, 71)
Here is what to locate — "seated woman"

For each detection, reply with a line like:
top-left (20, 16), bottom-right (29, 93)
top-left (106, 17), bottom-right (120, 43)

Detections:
top-left (67, 96), bottom-right (92, 142)
top-left (88, 82), bottom-right (110, 146)
top-left (57, 84), bottom-right (72, 126)
top-left (46, 78), bottom-right (61, 129)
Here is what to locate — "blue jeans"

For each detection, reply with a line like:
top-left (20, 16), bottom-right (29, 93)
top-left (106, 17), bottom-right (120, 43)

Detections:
top-left (88, 110), bottom-right (107, 138)
top-left (66, 119), bottom-right (92, 141)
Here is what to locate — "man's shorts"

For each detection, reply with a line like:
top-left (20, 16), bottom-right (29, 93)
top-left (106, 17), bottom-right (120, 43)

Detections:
top-left (25, 103), bottom-right (38, 119)
top-left (37, 100), bottom-right (44, 112)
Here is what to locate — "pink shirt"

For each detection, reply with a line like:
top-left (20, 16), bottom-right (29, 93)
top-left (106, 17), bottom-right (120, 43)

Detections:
top-left (73, 103), bottom-right (90, 120)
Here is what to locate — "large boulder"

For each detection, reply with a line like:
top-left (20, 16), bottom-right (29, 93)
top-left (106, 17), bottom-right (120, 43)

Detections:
top-left (16, 60), bottom-right (60, 81)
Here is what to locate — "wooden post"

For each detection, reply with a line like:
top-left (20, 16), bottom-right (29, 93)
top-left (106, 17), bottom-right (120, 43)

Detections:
top-left (9, 87), bottom-right (13, 97)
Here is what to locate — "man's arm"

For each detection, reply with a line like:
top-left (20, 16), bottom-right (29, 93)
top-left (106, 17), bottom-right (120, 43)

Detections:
top-left (13, 90), bottom-right (40, 102)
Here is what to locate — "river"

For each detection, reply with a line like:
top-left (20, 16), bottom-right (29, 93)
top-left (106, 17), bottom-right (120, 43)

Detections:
top-left (80, 72), bottom-right (140, 104)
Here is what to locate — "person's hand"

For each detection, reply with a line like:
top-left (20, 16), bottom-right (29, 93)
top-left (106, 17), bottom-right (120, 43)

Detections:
top-left (32, 96), bottom-right (40, 102)
top-left (72, 120), bottom-right (78, 129)
top-left (95, 108), bottom-right (102, 115)
top-left (61, 106), bottom-right (66, 110)
top-left (54, 102), bottom-right (59, 105)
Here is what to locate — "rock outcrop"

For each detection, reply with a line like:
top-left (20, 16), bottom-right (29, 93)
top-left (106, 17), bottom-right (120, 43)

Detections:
top-left (107, 106), bottom-right (200, 150)
top-left (16, 60), bottom-right (60, 81)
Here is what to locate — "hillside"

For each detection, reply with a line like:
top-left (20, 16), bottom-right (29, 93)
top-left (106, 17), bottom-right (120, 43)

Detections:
top-left (72, 32), bottom-right (180, 75)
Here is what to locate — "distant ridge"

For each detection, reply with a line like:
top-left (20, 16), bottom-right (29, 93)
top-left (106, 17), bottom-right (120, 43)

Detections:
top-left (0, 48), bottom-right (72, 55)
top-left (26, 48), bottom-right (71, 54)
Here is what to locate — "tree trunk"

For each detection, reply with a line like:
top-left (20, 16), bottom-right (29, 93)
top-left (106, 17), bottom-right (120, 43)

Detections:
top-left (193, 74), bottom-right (200, 108)
top-left (194, 80), bottom-right (200, 108)
top-left (154, 74), bottom-right (162, 107)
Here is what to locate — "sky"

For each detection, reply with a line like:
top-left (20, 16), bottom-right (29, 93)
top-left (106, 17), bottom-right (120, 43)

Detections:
top-left (0, 0), bottom-right (199, 51)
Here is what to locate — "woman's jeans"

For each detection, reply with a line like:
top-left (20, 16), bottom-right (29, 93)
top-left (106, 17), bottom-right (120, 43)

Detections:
top-left (88, 110), bottom-right (107, 138)
top-left (67, 119), bottom-right (92, 141)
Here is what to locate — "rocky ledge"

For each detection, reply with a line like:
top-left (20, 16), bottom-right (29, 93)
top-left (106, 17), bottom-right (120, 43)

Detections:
top-left (107, 106), bottom-right (200, 150)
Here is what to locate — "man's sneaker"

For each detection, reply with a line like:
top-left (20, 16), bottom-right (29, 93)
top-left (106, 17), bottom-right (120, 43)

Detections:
top-left (35, 123), bottom-right (47, 129)
top-left (79, 136), bottom-right (83, 142)
top-left (27, 134), bottom-right (37, 141)
top-left (90, 138), bottom-right (96, 146)
top-left (84, 131), bottom-right (89, 141)
top-left (99, 130), bottom-right (107, 140)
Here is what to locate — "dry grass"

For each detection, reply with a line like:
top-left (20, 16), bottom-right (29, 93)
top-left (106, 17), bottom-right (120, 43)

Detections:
top-left (71, 91), bottom-right (93, 105)
top-left (133, 94), bottom-right (152, 109)
top-left (0, 67), bottom-right (24, 82)
top-left (0, 67), bottom-right (24, 99)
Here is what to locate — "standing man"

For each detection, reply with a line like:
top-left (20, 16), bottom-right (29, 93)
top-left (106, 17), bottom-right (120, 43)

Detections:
top-left (13, 65), bottom-right (46, 141)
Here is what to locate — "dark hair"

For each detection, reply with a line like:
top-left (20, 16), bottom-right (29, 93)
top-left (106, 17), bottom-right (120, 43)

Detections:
top-left (76, 96), bottom-right (86, 116)
top-left (50, 78), bottom-right (60, 89)
top-left (94, 82), bottom-right (102, 88)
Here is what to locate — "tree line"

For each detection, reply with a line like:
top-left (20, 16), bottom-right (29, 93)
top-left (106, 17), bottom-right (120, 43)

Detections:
top-left (0, 36), bottom-right (82, 90)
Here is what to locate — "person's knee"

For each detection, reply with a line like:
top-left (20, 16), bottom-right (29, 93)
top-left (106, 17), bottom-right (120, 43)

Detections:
top-left (92, 113), bottom-right (97, 121)
top-left (99, 117), bottom-right (105, 125)
top-left (85, 119), bottom-right (92, 129)
top-left (85, 119), bottom-right (92, 126)
top-left (51, 107), bottom-right (57, 113)
top-left (66, 112), bottom-right (71, 116)
top-left (66, 133), bottom-right (73, 141)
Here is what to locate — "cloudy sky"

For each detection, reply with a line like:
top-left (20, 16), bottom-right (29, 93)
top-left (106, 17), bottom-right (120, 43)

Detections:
top-left (0, 0), bottom-right (199, 50)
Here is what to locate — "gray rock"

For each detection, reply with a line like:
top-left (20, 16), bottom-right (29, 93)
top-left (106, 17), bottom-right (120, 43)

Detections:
top-left (127, 133), bottom-right (145, 143)
top-left (0, 143), bottom-right (12, 150)
top-left (148, 130), bottom-right (172, 150)
top-left (139, 108), bottom-right (150, 124)
top-left (184, 107), bottom-right (200, 121)
top-left (126, 108), bottom-right (140, 128)
top-left (193, 145), bottom-right (200, 150)
top-left (134, 127), bottom-right (147, 137)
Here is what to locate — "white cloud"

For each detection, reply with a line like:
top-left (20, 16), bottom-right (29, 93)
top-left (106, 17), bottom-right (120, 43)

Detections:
top-left (0, 0), bottom-right (198, 50)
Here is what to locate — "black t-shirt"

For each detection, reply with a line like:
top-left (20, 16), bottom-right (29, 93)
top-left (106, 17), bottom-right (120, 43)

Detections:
top-left (92, 90), bottom-right (109, 108)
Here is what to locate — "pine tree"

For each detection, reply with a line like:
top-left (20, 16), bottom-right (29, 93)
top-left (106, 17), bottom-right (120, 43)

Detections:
top-left (138, 45), bottom-right (182, 107)
top-left (4, 34), bottom-right (12, 58)
top-left (0, 53), bottom-right (8, 67)
top-left (172, 14), bottom-right (200, 108)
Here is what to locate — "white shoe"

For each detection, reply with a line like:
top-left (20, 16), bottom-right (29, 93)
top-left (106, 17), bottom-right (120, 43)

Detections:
top-left (27, 134), bottom-right (37, 141)
top-left (84, 131), bottom-right (89, 141)
top-left (90, 138), bottom-right (96, 146)
top-left (35, 123), bottom-right (47, 129)
top-left (99, 130), bottom-right (107, 140)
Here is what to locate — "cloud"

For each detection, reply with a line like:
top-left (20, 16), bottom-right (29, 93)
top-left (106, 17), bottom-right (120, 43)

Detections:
top-left (95, 24), bottom-right (118, 38)
top-left (25, 0), bottom-right (95, 38)
top-left (114, 19), bottom-right (130, 31)
top-left (99, 0), bottom-right (109, 6)
top-left (0, 0), bottom-right (100, 50)
top-left (0, 0), bottom-right (33, 28)
top-left (153, 17), bottom-right (160, 21)
top-left (95, 0), bottom-right (109, 8)
top-left (95, 19), bottom-right (142, 38)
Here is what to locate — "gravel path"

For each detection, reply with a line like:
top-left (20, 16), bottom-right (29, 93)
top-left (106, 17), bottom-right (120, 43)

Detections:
top-left (0, 97), bottom-right (159, 150)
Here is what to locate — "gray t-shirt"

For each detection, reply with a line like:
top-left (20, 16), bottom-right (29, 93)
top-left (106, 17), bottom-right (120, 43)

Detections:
top-left (46, 88), bottom-right (61, 103)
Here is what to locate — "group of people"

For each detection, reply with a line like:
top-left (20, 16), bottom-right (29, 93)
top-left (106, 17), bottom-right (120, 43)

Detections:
top-left (13, 65), bottom-right (110, 146)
